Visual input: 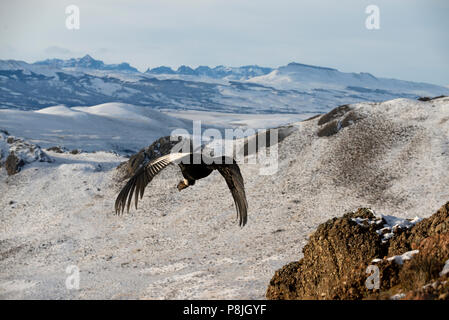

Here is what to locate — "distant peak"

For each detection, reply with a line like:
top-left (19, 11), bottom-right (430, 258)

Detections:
top-left (81, 54), bottom-right (94, 60)
top-left (146, 66), bottom-right (176, 74)
top-left (286, 62), bottom-right (337, 72)
top-left (32, 54), bottom-right (139, 72)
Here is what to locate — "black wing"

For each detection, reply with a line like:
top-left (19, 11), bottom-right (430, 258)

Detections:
top-left (210, 157), bottom-right (248, 227)
top-left (115, 153), bottom-right (190, 214)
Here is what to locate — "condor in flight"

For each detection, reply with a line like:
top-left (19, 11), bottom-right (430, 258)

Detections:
top-left (115, 153), bottom-right (248, 226)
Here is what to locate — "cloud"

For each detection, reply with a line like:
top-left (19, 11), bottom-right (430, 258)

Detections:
top-left (44, 46), bottom-right (73, 56)
top-left (96, 48), bottom-right (110, 55)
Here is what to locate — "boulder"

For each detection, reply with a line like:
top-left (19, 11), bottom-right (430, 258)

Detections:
top-left (0, 132), bottom-right (52, 175)
top-left (267, 202), bottom-right (449, 300)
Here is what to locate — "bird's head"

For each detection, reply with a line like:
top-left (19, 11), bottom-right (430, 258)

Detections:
top-left (177, 179), bottom-right (189, 191)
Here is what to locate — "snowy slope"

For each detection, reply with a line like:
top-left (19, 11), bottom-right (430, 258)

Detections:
top-left (0, 102), bottom-right (307, 155)
top-left (0, 103), bottom-right (191, 154)
top-left (1, 97), bottom-right (449, 299)
top-left (248, 62), bottom-right (449, 97)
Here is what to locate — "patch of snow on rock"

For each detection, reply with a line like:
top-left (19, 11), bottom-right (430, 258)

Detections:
top-left (440, 259), bottom-right (449, 277)
top-left (387, 250), bottom-right (420, 265)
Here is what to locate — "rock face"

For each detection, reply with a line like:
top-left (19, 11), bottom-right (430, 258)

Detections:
top-left (0, 131), bottom-right (52, 175)
top-left (266, 203), bottom-right (449, 300)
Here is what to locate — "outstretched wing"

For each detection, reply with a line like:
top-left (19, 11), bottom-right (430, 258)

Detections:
top-left (211, 157), bottom-right (248, 227)
top-left (115, 153), bottom-right (190, 214)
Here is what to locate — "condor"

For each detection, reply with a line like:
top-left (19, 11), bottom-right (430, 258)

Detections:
top-left (115, 153), bottom-right (248, 226)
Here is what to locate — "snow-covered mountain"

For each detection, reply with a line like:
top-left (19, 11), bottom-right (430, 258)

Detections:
top-left (248, 62), bottom-right (447, 97)
top-left (34, 54), bottom-right (139, 73)
top-left (146, 64), bottom-right (273, 80)
top-left (0, 56), bottom-right (448, 113)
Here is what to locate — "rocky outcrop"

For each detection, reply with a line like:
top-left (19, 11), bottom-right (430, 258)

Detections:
top-left (0, 131), bottom-right (52, 175)
top-left (4, 152), bottom-right (25, 176)
top-left (266, 203), bottom-right (449, 300)
top-left (46, 146), bottom-right (67, 154)
top-left (316, 104), bottom-right (367, 137)
top-left (417, 95), bottom-right (447, 102)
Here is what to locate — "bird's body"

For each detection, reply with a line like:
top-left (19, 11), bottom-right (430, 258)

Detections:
top-left (179, 159), bottom-right (213, 183)
top-left (115, 152), bottom-right (248, 226)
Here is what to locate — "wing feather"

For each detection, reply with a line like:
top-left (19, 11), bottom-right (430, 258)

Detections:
top-left (212, 157), bottom-right (248, 227)
top-left (115, 153), bottom-right (190, 214)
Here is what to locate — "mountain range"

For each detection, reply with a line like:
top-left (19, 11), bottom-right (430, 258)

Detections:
top-left (34, 54), bottom-right (139, 73)
top-left (0, 55), bottom-right (448, 113)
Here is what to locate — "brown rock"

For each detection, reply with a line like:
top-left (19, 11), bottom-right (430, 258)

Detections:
top-left (267, 202), bottom-right (449, 300)
top-left (5, 152), bottom-right (25, 176)
top-left (388, 202), bottom-right (449, 256)
top-left (266, 208), bottom-right (387, 300)
top-left (399, 233), bottom-right (449, 291)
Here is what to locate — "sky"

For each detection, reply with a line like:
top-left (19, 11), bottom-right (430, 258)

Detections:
top-left (0, 0), bottom-right (448, 86)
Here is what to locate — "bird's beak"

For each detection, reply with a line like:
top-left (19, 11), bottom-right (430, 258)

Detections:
top-left (177, 180), bottom-right (188, 191)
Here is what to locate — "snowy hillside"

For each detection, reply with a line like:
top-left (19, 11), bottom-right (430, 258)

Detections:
top-left (0, 102), bottom-right (308, 155)
top-left (248, 62), bottom-right (449, 97)
top-left (1, 56), bottom-right (448, 113)
top-left (1, 97), bottom-right (448, 299)
top-left (0, 103), bottom-right (191, 154)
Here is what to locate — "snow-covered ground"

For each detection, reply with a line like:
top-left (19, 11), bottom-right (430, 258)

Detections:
top-left (0, 103), bottom-right (191, 154)
top-left (0, 102), bottom-right (309, 155)
top-left (1, 97), bottom-right (449, 299)
top-left (162, 110), bottom-right (313, 130)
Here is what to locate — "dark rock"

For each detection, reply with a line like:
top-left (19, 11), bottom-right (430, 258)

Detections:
top-left (417, 95), bottom-right (447, 102)
top-left (340, 110), bottom-right (365, 128)
top-left (317, 119), bottom-right (340, 137)
top-left (47, 146), bottom-right (66, 153)
top-left (317, 104), bottom-right (351, 126)
top-left (5, 152), bottom-right (25, 175)
top-left (1, 135), bottom-right (53, 175)
top-left (317, 107), bottom-right (367, 138)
